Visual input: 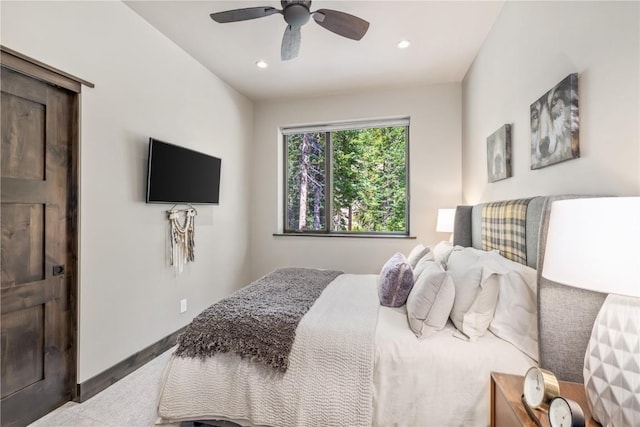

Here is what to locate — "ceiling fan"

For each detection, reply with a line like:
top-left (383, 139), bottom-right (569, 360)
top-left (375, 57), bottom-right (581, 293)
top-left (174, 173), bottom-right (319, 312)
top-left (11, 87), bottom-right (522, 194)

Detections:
top-left (210, 1), bottom-right (370, 61)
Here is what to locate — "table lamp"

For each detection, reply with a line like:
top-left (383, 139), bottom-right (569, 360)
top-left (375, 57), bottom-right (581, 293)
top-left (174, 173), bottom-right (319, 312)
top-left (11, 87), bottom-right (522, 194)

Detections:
top-left (436, 208), bottom-right (455, 242)
top-left (541, 197), bottom-right (640, 427)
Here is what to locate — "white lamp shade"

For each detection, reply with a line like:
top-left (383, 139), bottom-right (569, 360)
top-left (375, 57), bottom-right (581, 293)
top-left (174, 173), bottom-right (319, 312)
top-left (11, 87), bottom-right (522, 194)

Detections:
top-left (436, 208), bottom-right (455, 233)
top-left (542, 197), bottom-right (640, 298)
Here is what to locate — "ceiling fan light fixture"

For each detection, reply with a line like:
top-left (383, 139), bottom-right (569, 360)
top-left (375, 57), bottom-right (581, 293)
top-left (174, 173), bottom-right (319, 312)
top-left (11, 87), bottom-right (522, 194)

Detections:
top-left (255, 60), bottom-right (269, 69)
top-left (210, 1), bottom-right (370, 61)
top-left (283, 2), bottom-right (311, 27)
top-left (397, 40), bottom-right (411, 49)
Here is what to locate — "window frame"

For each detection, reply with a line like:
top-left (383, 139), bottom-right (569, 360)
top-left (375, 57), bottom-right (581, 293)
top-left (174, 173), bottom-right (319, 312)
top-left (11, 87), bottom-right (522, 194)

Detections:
top-left (282, 118), bottom-right (410, 237)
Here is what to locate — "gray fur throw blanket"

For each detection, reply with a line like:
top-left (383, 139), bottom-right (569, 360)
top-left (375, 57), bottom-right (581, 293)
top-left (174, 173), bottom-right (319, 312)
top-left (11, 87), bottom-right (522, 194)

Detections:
top-left (174, 268), bottom-right (342, 371)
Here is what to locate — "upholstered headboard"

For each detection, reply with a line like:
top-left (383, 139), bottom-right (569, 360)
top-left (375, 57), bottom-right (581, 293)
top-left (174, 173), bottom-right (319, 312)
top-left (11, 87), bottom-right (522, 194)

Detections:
top-left (452, 196), bottom-right (606, 382)
top-left (453, 197), bottom-right (547, 269)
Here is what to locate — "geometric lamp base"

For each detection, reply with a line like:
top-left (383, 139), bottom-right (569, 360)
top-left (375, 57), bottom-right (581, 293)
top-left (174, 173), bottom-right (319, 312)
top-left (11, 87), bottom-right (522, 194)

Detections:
top-left (583, 294), bottom-right (640, 427)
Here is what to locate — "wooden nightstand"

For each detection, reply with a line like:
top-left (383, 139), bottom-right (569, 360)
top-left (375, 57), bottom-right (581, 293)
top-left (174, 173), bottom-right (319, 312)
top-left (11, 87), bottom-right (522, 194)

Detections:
top-left (490, 372), bottom-right (601, 427)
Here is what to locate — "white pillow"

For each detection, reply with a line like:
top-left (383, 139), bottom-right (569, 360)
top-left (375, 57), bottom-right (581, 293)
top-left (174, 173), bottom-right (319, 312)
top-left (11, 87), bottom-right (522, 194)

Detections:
top-left (412, 251), bottom-right (436, 282)
top-left (460, 271), bottom-right (501, 340)
top-left (406, 243), bottom-right (430, 269)
top-left (446, 247), bottom-right (501, 340)
top-left (446, 247), bottom-right (483, 329)
top-left (433, 240), bottom-right (454, 264)
top-left (406, 261), bottom-right (455, 338)
top-left (488, 253), bottom-right (539, 361)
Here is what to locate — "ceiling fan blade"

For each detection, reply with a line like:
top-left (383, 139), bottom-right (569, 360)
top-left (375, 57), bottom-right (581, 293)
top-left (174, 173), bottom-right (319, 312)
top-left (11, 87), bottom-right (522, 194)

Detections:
top-left (210, 7), bottom-right (280, 23)
top-left (281, 25), bottom-right (301, 61)
top-left (312, 9), bottom-right (369, 41)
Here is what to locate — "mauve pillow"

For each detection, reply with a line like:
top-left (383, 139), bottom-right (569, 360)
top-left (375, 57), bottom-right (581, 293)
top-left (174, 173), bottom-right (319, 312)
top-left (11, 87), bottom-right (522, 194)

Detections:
top-left (378, 253), bottom-right (414, 307)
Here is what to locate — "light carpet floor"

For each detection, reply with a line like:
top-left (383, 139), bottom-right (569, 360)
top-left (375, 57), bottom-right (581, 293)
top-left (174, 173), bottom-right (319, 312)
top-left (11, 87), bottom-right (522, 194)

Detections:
top-left (29, 347), bottom-right (175, 427)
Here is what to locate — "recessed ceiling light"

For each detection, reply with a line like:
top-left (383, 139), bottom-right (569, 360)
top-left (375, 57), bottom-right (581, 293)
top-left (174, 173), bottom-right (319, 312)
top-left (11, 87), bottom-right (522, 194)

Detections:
top-left (256, 60), bottom-right (268, 69)
top-left (397, 40), bottom-right (411, 49)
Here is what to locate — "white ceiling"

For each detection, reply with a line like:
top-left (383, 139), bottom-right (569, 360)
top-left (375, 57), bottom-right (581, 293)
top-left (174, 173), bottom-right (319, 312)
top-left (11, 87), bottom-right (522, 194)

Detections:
top-left (125, 1), bottom-right (504, 101)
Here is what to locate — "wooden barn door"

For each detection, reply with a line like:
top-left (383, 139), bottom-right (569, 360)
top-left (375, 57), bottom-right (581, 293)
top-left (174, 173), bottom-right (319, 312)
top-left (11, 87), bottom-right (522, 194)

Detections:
top-left (1, 48), bottom-right (84, 427)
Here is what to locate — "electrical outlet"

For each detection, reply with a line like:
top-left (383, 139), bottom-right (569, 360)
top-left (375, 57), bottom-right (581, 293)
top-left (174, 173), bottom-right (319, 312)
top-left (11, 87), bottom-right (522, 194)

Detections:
top-left (180, 299), bottom-right (187, 313)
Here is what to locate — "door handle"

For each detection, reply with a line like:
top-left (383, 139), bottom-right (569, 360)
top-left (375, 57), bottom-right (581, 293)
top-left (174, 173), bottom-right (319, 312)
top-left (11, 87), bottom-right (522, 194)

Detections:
top-left (52, 265), bottom-right (65, 276)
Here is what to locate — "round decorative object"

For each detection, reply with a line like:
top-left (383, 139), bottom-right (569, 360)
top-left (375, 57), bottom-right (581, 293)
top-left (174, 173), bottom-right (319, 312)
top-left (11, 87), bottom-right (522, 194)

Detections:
top-left (523, 367), bottom-right (560, 409)
top-left (549, 397), bottom-right (586, 427)
top-left (583, 294), bottom-right (640, 427)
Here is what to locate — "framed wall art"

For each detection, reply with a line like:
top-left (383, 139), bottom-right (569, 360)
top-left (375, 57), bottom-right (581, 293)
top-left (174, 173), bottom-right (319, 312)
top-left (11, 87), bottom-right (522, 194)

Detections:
top-left (487, 124), bottom-right (512, 183)
top-left (530, 73), bottom-right (579, 169)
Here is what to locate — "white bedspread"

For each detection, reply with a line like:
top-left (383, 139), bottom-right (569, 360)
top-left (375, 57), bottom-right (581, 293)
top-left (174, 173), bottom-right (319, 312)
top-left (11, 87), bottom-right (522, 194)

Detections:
top-left (157, 273), bottom-right (380, 426)
top-left (373, 305), bottom-right (536, 426)
top-left (157, 273), bottom-right (536, 427)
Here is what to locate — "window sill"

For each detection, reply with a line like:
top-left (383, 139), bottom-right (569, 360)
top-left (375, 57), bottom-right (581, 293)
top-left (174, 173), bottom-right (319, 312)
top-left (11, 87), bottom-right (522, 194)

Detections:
top-left (273, 233), bottom-right (416, 239)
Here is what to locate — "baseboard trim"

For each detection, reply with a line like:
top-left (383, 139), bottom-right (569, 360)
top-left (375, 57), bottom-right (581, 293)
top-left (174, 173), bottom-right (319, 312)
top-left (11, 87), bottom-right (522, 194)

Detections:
top-left (76, 326), bottom-right (186, 402)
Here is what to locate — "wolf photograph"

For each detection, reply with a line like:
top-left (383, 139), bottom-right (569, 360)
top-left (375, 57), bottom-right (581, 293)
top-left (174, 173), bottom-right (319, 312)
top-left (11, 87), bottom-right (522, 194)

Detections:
top-left (530, 73), bottom-right (579, 169)
top-left (487, 124), bottom-right (512, 182)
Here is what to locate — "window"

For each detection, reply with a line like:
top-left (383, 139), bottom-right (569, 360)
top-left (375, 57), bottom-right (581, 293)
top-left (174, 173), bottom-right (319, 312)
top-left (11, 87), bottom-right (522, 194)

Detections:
top-left (283, 118), bottom-right (409, 235)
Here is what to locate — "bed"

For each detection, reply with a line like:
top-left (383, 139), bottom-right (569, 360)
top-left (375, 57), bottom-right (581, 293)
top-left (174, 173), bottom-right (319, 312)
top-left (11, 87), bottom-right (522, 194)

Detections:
top-left (156, 195), bottom-right (605, 426)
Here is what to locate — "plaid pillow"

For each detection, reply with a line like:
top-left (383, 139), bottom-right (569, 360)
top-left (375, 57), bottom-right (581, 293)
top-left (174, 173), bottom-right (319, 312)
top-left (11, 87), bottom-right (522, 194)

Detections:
top-left (481, 199), bottom-right (532, 264)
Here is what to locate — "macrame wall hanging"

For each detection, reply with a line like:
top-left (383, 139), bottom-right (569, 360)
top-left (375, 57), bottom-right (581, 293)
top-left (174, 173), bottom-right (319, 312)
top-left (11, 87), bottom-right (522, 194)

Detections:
top-left (167, 207), bottom-right (197, 274)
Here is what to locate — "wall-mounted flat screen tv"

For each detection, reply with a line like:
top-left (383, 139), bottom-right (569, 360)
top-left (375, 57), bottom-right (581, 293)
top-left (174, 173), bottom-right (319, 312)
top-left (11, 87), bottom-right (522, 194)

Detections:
top-left (146, 138), bottom-right (221, 204)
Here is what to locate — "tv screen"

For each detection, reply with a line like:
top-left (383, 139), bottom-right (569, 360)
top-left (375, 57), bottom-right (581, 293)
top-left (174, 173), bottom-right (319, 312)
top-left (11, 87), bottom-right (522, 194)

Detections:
top-left (146, 138), bottom-right (221, 204)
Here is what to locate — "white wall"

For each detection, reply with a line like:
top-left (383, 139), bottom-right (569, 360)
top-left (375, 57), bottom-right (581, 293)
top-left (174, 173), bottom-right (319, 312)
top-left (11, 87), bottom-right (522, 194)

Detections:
top-left (1, 1), bottom-right (253, 382)
top-left (251, 85), bottom-right (461, 279)
top-left (462, 1), bottom-right (640, 203)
